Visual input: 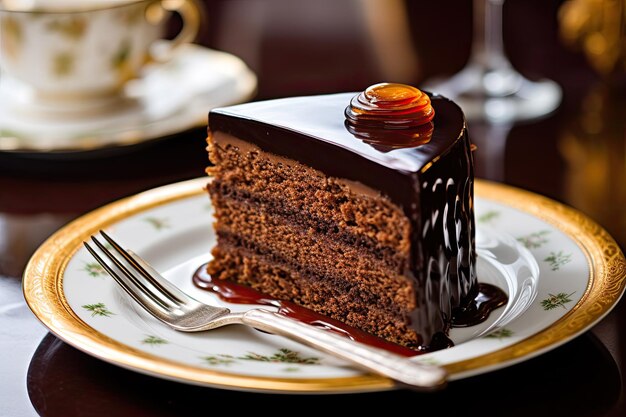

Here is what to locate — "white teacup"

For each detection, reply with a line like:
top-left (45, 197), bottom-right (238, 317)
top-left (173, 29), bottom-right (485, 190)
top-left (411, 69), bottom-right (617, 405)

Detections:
top-left (0, 0), bottom-right (200, 104)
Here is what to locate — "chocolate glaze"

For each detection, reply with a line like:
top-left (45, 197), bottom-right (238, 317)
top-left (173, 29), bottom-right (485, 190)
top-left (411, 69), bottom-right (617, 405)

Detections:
top-left (193, 264), bottom-right (507, 354)
top-left (208, 92), bottom-right (477, 347)
top-left (209, 93), bottom-right (466, 204)
top-left (344, 120), bottom-right (434, 152)
top-left (452, 282), bottom-right (508, 327)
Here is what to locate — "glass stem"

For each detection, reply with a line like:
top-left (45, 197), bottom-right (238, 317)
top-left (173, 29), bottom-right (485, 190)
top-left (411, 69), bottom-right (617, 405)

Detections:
top-left (471, 0), bottom-right (511, 72)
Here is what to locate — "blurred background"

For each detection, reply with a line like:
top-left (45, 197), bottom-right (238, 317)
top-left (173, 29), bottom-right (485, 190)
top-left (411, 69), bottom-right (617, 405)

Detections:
top-left (1, 1), bottom-right (626, 415)
top-left (1, 0), bottom-right (624, 283)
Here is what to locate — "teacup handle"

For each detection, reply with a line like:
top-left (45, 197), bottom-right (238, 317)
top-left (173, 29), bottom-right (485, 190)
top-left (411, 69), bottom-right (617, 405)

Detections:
top-left (148, 0), bottom-right (201, 62)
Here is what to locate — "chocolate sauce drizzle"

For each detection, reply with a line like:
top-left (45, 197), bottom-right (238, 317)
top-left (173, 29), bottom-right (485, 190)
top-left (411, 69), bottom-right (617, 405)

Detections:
top-left (193, 264), bottom-right (507, 356)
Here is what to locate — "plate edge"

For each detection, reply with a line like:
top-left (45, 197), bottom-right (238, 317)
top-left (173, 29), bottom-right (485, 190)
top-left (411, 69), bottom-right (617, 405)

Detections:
top-left (22, 178), bottom-right (626, 392)
top-left (445, 180), bottom-right (626, 375)
top-left (22, 177), bottom-right (395, 393)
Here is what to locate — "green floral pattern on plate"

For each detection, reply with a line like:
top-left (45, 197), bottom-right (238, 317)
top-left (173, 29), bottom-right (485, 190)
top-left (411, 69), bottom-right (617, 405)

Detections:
top-left (143, 217), bottom-right (170, 230)
top-left (544, 251), bottom-right (572, 271)
top-left (142, 335), bottom-right (168, 346)
top-left (541, 292), bottom-right (576, 310)
top-left (485, 328), bottom-right (514, 339)
top-left (477, 210), bottom-right (500, 224)
top-left (202, 349), bottom-right (321, 367)
top-left (239, 348), bottom-right (320, 364)
top-left (83, 262), bottom-right (107, 278)
top-left (201, 355), bottom-right (237, 366)
top-left (82, 303), bottom-right (114, 317)
top-left (517, 230), bottom-right (551, 249)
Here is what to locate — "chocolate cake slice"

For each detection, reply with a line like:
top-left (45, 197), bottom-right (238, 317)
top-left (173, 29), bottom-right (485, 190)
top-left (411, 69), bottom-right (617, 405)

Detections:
top-left (204, 84), bottom-right (477, 351)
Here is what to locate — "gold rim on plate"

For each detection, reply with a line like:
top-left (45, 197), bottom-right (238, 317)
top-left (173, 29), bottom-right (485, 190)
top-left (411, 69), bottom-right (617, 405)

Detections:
top-left (22, 178), bottom-right (626, 393)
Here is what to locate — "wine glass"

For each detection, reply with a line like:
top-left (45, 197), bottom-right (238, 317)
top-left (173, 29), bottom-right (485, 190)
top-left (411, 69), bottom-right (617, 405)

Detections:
top-left (425, 0), bottom-right (562, 123)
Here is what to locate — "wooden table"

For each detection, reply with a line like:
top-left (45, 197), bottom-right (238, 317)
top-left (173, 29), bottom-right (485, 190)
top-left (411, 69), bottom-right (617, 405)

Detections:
top-left (1, 1), bottom-right (625, 415)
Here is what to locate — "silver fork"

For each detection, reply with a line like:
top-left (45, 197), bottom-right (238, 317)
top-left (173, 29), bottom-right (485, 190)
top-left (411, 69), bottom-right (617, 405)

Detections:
top-left (84, 231), bottom-right (447, 391)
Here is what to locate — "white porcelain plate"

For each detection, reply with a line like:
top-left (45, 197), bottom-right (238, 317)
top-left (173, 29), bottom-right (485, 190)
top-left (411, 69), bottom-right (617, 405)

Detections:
top-left (23, 178), bottom-right (626, 393)
top-left (0, 44), bottom-right (257, 155)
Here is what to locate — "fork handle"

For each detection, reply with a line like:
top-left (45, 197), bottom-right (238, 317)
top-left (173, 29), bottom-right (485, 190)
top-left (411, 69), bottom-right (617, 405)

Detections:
top-left (241, 309), bottom-right (447, 391)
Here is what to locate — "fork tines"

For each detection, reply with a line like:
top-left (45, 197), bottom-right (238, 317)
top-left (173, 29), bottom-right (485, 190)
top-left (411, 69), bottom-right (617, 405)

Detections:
top-left (83, 231), bottom-right (182, 318)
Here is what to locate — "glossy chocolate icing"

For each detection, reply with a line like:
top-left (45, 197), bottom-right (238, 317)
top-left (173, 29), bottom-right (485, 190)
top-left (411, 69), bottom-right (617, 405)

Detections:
top-left (209, 93), bottom-right (465, 203)
top-left (208, 92), bottom-right (480, 348)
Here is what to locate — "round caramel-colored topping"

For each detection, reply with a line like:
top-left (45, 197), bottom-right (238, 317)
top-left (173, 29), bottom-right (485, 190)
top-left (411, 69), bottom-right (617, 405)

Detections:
top-left (365, 83), bottom-right (422, 106)
top-left (344, 83), bottom-right (435, 150)
top-left (345, 83), bottom-right (435, 129)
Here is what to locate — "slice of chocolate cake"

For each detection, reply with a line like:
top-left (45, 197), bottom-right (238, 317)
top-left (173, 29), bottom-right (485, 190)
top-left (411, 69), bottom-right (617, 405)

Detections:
top-left (204, 83), bottom-right (477, 351)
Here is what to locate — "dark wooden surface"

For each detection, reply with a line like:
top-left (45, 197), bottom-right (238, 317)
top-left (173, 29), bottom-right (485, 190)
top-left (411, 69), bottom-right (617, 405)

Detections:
top-left (1, 1), bottom-right (625, 415)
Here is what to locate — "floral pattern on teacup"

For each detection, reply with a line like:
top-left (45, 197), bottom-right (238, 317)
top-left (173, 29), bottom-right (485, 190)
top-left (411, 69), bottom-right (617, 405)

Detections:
top-left (111, 39), bottom-right (135, 83)
top-left (46, 16), bottom-right (87, 40)
top-left (53, 52), bottom-right (75, 77)
top-left (117, 3), bottom-right (144, 25)
top-left (0, 16), bottom-right (22, 60)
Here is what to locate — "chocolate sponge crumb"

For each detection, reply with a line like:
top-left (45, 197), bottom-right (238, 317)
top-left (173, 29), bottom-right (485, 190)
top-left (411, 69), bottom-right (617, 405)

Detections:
top-left (207, 133), bottom-right (425, 349)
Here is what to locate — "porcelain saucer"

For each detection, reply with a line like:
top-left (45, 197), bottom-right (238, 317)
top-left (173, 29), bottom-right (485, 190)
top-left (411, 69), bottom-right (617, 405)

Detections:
top-left (0, 44), bottom-right (257, 155)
